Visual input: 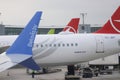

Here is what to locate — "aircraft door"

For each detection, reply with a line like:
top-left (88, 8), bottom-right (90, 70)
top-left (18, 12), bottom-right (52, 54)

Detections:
top-left (95, 36), bottom-right (104, 53)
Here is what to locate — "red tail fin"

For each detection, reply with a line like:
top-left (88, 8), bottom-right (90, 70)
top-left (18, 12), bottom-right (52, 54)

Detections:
top-left (62, 18), bottom-right (80, 33)
top-left (95, 6), bottom-right (120, 34)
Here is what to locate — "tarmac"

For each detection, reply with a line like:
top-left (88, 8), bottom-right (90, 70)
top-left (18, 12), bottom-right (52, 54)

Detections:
top-left (0, 67), bottom-right (120, 80)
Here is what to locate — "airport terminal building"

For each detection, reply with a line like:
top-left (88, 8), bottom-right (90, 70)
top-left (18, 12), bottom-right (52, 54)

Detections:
top-left (0, 24), bottom-right (119, 70)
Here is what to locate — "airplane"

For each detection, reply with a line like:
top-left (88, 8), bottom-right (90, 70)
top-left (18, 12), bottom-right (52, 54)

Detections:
top-left (0, 6), bottom-right (120, 73)
top-left (32, 6), bottom-right (120, 67)
top-left (33, 7), bottom-right (120, 66)
top-left (0, 13), bottom-right (80, 72)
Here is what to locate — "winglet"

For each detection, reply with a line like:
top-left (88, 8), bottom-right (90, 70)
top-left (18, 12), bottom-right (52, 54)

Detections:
top-left (6, 11), bottom-right (42, 70)
top-left (95, 6), bottom-right (120, 34)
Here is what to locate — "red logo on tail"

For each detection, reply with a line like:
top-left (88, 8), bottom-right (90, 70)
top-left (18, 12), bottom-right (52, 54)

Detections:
top-left (110, 18), bottom-right (120, 33)
top-left (63, 18), bottom-right (80, 33)
top-left (63, 26), bottom-right (77, 33)
top-left (95, 6), bottom-right (120, 34)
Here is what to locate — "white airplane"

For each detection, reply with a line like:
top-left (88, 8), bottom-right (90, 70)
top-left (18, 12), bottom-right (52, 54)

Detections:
top-left (0, 6), bottom-right (120, 72)
top-left (30, 6), bottom-right (120, 68)
top-left (0, 13), bottom-right (80, 72)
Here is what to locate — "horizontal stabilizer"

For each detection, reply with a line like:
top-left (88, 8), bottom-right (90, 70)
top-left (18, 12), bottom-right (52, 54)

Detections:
top-left (0, 53), bottom-right (31, 72)
top-left (20, 57), bottom-right (40, 70)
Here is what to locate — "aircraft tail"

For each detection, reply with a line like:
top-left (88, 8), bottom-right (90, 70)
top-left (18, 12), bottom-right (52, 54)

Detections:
top-left (95, 6), bottom-right (120, 34)
top-left (0, 11), bottom-right (42, 72)
top-left (47, 28), bottom-right (55, 34)
top-left (62, 18), bottom-right (80, 34)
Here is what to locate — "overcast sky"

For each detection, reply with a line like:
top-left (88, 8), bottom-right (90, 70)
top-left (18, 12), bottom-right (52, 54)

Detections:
top-left (0, 0), bottom-right (120, 27)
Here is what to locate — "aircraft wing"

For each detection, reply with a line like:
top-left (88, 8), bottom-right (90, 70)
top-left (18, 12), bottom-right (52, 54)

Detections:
top-left (0, 11), bottom-right (42, 72)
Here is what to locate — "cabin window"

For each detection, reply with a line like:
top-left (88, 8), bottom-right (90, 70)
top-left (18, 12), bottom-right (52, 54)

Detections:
top-left (67, 43), bottom-right (69, 47)
top-left (41, 44), bottom-right (43, 47)
top-left (54, 44), bottom-right (56, 47)
top-left (58, 44), bottom-right (61, 47)
top-left (49, 44), bottom-right (52, 47)
top-left (71, 43), bottom-right (73, 46)
top-left (75, 43), bottom-right (78, 46)
top-left (62, 44), bottom-right (65, 47)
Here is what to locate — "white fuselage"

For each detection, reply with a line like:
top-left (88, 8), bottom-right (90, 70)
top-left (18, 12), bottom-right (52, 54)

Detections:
top-left (0, 33), bottom-right (120, 67)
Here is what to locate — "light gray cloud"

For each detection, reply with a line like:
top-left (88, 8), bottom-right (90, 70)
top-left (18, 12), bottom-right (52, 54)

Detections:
top-left (0, 0), bottom-right (119, 27)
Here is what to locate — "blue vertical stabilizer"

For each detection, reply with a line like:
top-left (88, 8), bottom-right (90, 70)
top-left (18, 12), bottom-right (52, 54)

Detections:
top-left (6, 11), bottom-right (42, 55)
top-left (6, 11), bottom-right (42, 70)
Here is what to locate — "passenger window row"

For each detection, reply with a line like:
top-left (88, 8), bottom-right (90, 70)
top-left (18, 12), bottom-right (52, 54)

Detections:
top-left (34, 43), bottom-right (78, 48)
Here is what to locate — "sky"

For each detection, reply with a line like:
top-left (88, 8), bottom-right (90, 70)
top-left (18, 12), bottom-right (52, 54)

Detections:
top-left (0, 0), bottom-right (120, 27)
